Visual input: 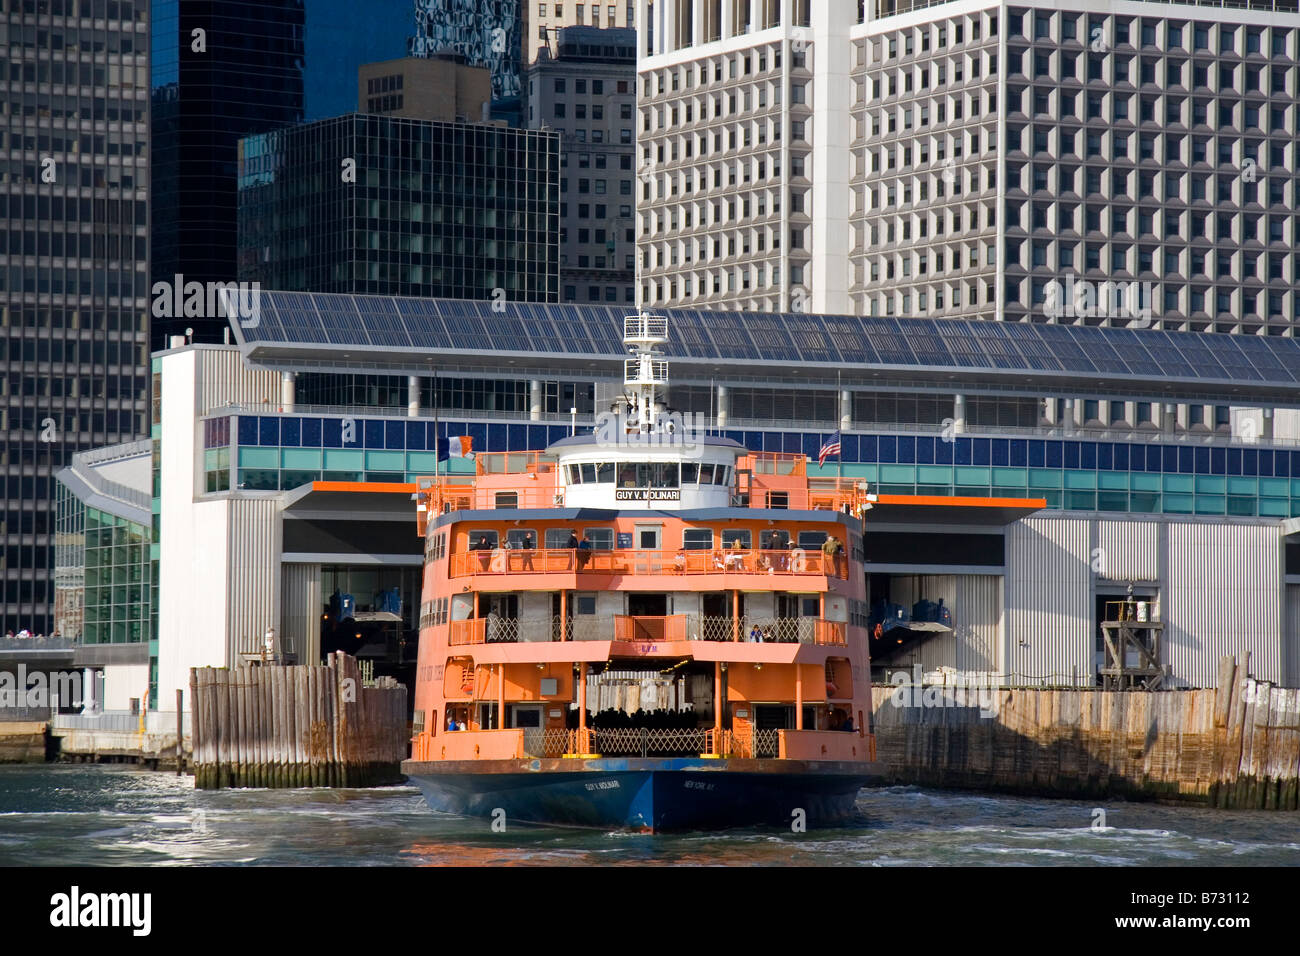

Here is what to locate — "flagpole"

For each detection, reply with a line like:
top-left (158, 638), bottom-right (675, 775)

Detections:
top-left (836, 369), bottom-right (843, 487)
top-left (432, 368), bottom-right (439, 480)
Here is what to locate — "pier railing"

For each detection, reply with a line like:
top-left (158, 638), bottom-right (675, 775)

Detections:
top-left (449, 548), bottom-right (843, 579)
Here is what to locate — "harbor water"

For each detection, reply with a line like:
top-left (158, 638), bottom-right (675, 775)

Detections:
top-left (0, 765), bottom-right (1296, 866)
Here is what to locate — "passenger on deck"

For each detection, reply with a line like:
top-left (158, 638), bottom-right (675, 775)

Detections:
top-left (747, 624), bottom-right (764, 643)
top-left (475, 534), bottom-right (492, 572)
top-left (520, 532), bottom-right (535, 570)
top-left (673, 549), bottom-right (686, 574)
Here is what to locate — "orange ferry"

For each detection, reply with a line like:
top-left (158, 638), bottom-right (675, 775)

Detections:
top-left (402, 315), bottom-right (879, 831)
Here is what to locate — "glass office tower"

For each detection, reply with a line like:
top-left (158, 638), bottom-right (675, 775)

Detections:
top-left (236, 113), bottom-right (560, 303)
top-left (1, 0), bottom-right (151, 636)
top-left (150, 0), bottom-right (413, 348)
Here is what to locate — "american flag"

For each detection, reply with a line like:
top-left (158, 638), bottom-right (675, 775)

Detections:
top-left (818, 431), bottom-right (842, 467)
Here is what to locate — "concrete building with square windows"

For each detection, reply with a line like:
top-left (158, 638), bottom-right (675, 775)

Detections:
top-left (527, 26), bottom-right (639, 305)
top-left (634, 0), bottom-right (1300, 336)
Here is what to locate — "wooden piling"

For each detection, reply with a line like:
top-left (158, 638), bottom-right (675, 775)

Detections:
top-left (189, 655), bottom-right (407, 790)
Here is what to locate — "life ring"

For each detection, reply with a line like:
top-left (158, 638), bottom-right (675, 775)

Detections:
top-left (791, 547), bottom-right (807, 572)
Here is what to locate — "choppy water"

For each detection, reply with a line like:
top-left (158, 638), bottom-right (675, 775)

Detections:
top-left (0, 764), bottom-right (1297, 866)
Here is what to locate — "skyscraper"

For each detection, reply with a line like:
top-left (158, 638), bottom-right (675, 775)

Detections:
top-left (635, 1), bottom-right (1300, 337)
top-left (236, 113), bottom-right (560, 302)
top-left (1, 0), bottom-right (151, 636)
top-left (526, 26), bottom-right (638, 306)
top-left (410, 0), bottom-right (526, 124)
top-left (150, 0), bottom-right (413, 348)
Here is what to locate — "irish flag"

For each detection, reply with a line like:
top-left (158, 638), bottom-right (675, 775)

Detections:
top-left (445, 436), bottom-right (474, 459)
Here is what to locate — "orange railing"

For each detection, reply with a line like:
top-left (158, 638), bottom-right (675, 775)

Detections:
top-left (613, 614), bottom-right (687, 642)
top-left (443, 615), bottom-right (845, 645)
top-left (448, 548), bottom-right (845, 578)
top-left (812, 619), bottom-right (847, 646)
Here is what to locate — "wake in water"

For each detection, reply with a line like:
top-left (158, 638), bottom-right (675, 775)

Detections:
top-left (0, 767), bottom-right (1296, 867)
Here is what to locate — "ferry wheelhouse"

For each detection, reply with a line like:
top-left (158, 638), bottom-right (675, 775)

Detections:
top-left (403, 314), bottom-right (879, 831)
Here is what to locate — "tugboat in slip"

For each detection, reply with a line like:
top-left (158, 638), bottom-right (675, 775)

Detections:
top-left (403, 313), bottom-right (881, 831)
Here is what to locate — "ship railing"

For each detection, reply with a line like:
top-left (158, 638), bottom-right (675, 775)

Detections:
top-left (522, 728), bottom-right (593, 757)
top-left (613, 614), bottom-right (687, 642)
top-left (449, 618), bottom-right (568, 644)
top-left (706, 728), bottom-right (780, 758)
top-left (447, 615), bottom-right (846, 645)
top-left (449, 548), bottom-right (841, 578)
top-left (687, 615), bottom-right (847, 645)
top-left (591, 727), bottom-right (710, 757)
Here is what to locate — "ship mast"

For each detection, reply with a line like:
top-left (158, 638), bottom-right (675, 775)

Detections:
top-left (623, 311), bottom-right (669, 436)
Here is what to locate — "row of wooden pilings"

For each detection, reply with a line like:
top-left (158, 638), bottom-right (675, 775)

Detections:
top-left (190, 653), bottom-right (408, 789)
top-left (869, 655), bottom-right (1300, 810)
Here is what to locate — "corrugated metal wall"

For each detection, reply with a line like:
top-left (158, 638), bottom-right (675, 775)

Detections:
top-left (281, 563), bottom-right (322, 665)
top-left (1286, 584), bottom-right (1300, 688)
top-left (225, 497), bottom-right (282, 663)
top-left (954, 575), bottom-right (1003, 673)
top-left (1165, 522), bottom-right (1282, 687)
top-left (1096, 518), bottom-right (1161, 582)
top-left (196, 348), bottom-right (279, 417)
top-left (1005, 517), bottom-right (1093, 685)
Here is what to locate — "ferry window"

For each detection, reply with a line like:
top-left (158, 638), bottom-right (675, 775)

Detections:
top-left (682, 528), bottom-right (714, 549)
top-left (576, 594), bottom-right (598, 614)
top-left (652, 462), bottom-right (679, 487)
top-left (583, 528), bottom-right (614, 549)
top-left (801, 597), bottom-right (820, 617)
top-left (597, 462), bottom-right (615, 482)
top-left (618, 463), bottom-right (638, 487)
top-left (712, 465), bottom-right (731, 485)
top-left (681, 462), bottom-right (699, 483)
top-left (495, 492), bottom-right (518, 508)
top-left (506, 528), bottom-right (537, 549)
top-left (697, 463), bottom-right (715, 483)
top-left (580, 463), bottom-right (597, 482)
top-left (768, 491), bottom-right (789, 509)
top-left (722, 529), bottom-right (751, 549)
top-left (798, 530), bottom-right (827, 549)
top-left (567, 464), bottom-right (582, 483)
top-left (468, 530), bottom-right (499, 549)
top-left (760, 529), bottom-right (791, 550)
top-left (545, 528), bottom-right (576, 548)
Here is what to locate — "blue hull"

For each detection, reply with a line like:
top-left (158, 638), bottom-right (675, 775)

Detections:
top-left (403, 757), bottom-right (876, 832)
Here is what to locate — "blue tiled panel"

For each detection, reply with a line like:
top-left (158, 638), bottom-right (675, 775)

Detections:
top-left (238, 416), bottom-right (258, 446)
top-left (258, 417), bottom-right (279, 446)
top-left (280, 417), bottom-right (300, 448)
top-left (363, 419), bottom-right (384, 448)
top-left (385, 420), bottom-right (405, 449)
top-left (301, 417), bottom-right (322, 447)
top-left (405, 421), bottom-right (427, 450)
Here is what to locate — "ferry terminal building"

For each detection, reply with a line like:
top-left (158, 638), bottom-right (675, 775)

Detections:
top-left (52, 293), bottom-right (1300, 724)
